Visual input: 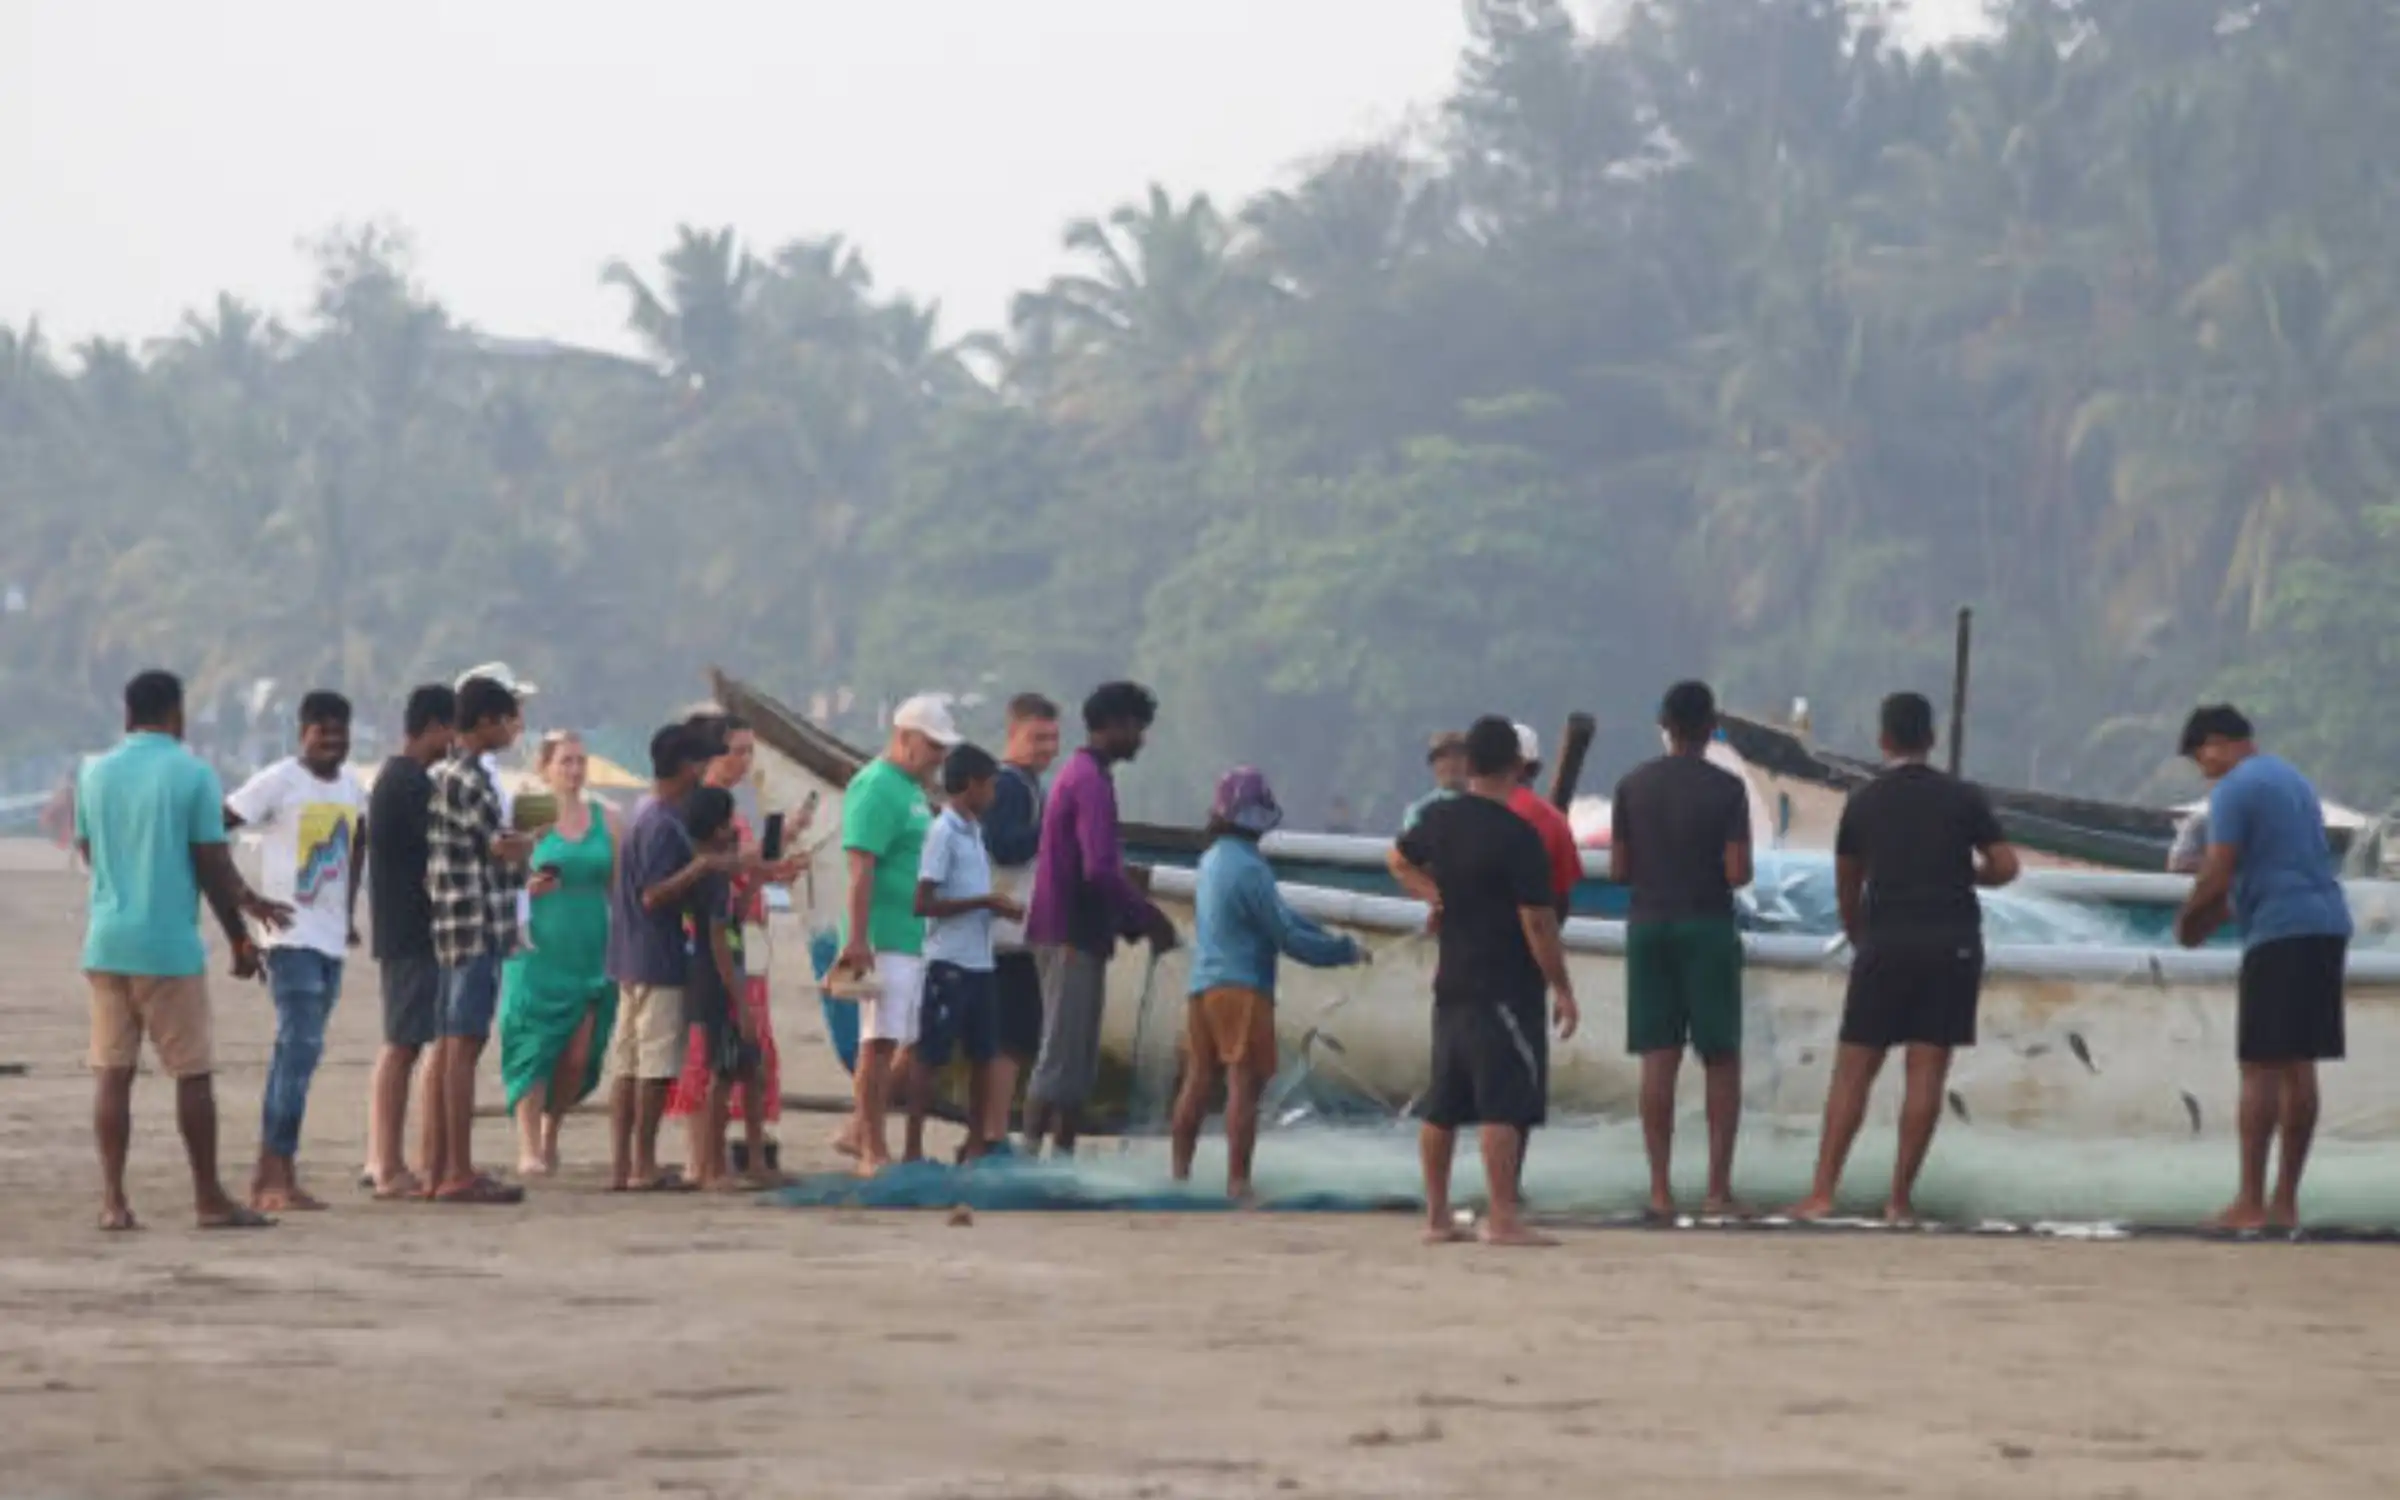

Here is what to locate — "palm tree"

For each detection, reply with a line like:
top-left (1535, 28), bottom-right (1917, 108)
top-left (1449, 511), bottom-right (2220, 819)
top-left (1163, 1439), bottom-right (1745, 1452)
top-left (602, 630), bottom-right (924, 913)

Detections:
top-left (1008, 185), bottom-right (1270, 456)
top-left (603, 226), bottom-right (760, 392)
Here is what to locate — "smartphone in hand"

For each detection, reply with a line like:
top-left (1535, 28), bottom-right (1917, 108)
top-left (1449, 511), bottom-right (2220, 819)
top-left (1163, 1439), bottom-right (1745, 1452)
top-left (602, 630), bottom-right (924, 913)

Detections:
top-left (761, 812), bottom-right (786, 863)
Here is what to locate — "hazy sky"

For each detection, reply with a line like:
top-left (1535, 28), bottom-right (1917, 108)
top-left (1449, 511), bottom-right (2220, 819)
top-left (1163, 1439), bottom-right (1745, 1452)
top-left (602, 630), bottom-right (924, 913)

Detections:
top-left (3, 0), bottom-right (1987, 355)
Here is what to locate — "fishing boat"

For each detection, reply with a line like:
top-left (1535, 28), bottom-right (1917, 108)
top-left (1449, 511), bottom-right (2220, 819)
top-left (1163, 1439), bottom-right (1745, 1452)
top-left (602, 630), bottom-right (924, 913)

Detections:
top-left (709, 670), bottom-right (2400, 1142)
top-left (1712, 708), bottom-right (2377, 872)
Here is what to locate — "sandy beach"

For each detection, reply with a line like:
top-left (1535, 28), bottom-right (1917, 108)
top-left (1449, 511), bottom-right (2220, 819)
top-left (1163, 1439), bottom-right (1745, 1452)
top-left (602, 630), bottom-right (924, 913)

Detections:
top-left (2, 838), bottom-right (2394, 1499)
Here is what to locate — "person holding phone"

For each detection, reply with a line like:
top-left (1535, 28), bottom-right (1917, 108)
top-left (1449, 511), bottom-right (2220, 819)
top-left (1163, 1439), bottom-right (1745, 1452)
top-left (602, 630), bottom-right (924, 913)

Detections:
top-left (665, 713), bottom-right (808, 1182)
top-left (497, 731), bottom-right (619, 1178)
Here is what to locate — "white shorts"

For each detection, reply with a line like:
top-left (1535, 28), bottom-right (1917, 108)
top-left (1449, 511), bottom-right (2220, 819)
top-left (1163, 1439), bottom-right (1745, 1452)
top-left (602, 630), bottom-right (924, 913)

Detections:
top-left (862, 953), bottom-right (926, 1047)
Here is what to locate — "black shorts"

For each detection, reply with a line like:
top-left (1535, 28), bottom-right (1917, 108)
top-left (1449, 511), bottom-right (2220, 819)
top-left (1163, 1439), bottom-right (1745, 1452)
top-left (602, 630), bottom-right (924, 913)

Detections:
top-left (1840, 937), bottom-right (1983, 1050)
top-left (995, 951), bottom-right (1043, 1061)
top-left (379, 953), bottom-right (441, 1049)
top-left (2237, 935), bottom-right (2347, 1063)
top-left (689, 971), bottom-right (758, 1080)
top-left (1421, 998), bottom-right (1548, 1130)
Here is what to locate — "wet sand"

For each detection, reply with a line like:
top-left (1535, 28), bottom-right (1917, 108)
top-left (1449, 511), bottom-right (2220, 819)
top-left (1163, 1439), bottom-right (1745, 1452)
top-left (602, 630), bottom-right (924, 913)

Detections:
top-left (1, 838), bottom-right (2394, 1498)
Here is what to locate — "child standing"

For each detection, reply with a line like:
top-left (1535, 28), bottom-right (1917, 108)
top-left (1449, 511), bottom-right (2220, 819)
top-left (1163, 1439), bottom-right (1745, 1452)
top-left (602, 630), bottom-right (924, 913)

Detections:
top-left (682, 786), bottom-right (758, 1190)
top-left (1174, 766), bottom-right (1366, 1201)
top-left (913, 744), bottom-right (1023, 1162)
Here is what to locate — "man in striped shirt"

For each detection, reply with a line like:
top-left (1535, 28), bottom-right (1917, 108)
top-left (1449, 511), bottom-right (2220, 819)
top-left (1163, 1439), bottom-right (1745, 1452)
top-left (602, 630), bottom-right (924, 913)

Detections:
top-left (423, 675), bottom-right (536, 1204)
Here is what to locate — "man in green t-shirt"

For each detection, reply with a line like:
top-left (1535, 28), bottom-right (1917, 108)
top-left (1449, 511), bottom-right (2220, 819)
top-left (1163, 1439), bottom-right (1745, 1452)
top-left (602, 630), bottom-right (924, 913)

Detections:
top-left (836, 694), bottom-right (958, 1173)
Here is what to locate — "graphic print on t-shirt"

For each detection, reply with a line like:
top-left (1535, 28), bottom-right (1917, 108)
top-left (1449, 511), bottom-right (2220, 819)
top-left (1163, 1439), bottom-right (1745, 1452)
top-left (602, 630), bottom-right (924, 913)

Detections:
top-left (293, 801), bottom-right (356, 907)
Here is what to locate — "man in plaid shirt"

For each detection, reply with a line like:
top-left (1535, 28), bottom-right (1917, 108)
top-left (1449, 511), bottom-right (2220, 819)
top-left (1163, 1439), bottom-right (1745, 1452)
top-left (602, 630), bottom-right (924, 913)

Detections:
top-left (423, 675), bottom-right (537, 1204)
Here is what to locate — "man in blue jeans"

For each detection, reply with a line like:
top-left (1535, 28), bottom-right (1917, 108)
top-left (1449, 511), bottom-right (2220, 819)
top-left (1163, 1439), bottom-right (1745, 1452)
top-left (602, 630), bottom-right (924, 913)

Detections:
top-left (224, 690), bottom-right (367, 1213)
top-left (2175, 704), bottom-right (2353, 1232)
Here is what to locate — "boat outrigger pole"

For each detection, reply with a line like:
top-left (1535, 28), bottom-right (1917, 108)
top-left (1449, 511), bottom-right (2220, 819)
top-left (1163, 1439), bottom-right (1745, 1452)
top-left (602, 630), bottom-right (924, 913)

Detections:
top-left (1949, 606), bottom-right (1973, 777)
top-left (1550, 711), bottom-right (1597, 810)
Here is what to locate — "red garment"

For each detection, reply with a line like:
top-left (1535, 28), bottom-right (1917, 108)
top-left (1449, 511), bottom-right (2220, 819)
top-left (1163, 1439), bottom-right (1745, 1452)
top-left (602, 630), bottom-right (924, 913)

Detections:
top-left (1508, 785), bottom-right (1583, 904)
top-left (666, 814), bottom-right (782, 1123)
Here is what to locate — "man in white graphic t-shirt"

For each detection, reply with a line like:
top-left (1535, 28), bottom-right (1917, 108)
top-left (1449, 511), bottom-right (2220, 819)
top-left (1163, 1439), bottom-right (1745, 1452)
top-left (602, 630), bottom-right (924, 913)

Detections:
top-left (224, 690), bottom-right (367, 1213)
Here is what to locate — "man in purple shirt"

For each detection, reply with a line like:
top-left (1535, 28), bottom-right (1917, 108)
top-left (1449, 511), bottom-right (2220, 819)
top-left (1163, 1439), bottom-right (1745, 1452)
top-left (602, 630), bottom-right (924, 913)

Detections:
top-left (1023, 680), bottom-right (1178, 1154)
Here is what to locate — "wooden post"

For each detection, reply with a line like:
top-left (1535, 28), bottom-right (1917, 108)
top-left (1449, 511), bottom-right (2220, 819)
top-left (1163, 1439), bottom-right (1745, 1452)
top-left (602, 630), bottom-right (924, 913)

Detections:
top-left (1948, 607), bottom-right (1973, 776)
top-left (1550, 713), bottom-right (1597, 810)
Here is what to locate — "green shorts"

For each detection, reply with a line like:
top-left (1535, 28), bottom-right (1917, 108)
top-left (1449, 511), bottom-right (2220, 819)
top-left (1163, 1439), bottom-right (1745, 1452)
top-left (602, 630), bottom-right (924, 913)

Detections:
top-left (1625, 918), bottom-right (1743, 1060)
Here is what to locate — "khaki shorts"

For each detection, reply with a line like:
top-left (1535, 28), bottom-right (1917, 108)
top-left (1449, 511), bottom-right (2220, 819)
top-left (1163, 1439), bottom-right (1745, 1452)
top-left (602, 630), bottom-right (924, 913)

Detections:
top-left (609, 983), bottom-right (687, 1082)
top-left (87, 972), bottom-right (213, 1079)
top-left (1186, 985), bottom-right (1277, 1072)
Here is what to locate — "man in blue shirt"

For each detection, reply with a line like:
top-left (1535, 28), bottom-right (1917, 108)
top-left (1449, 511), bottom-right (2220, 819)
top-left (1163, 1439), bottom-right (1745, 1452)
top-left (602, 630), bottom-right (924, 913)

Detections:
top-left (80, 670), bottom-right (290, 1231)
top-left (2174, 704), bottom-right (2352, 1232)
top-left (1173, 766), bottom-right (1364, 1200)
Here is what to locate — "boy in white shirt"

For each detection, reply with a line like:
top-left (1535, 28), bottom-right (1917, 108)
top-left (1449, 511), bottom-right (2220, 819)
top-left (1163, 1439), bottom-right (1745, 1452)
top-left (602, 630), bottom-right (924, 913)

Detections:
top-left (224, 690), bottom-right (367, 1212)
top-left (913, 744), bottom-right (1022, 1162)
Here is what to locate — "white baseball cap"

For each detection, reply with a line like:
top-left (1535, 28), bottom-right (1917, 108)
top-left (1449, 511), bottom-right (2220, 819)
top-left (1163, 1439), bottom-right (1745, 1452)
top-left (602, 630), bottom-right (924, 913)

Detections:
top-left (1513, 722), bottom-right (1541, 764)
top-left (456, 661), bottom-right (539, 697)
top-left (892, 694), bottom-right (963, 748)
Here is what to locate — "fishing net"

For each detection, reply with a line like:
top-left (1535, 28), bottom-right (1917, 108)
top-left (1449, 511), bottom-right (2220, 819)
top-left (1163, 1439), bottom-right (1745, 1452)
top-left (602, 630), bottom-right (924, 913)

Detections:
top-left (769, 933), bottom-right (2400, 1235)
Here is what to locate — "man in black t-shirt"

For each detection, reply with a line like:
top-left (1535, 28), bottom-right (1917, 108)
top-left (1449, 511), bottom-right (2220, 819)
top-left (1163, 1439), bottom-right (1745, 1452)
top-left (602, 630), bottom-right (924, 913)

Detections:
top-left (1792, 691), bottom-right (2019, 1223)
top-left (1390, 715), bottom-right (1580, 1247)
top-left (1610, 680), bottom-right (1754, 1218)
top-left (362, 684), bottom-right (456, 1197)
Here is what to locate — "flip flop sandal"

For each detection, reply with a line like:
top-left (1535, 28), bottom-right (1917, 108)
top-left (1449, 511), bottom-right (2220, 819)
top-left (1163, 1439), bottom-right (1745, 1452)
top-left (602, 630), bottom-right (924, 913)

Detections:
top-left (198, 1206), bottom-right (276, 1230)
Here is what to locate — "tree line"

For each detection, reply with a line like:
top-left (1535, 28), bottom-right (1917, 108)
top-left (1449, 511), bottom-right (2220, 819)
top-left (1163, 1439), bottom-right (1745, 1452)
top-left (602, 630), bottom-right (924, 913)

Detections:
top-left (6, 0), bottom-right (2399, 826)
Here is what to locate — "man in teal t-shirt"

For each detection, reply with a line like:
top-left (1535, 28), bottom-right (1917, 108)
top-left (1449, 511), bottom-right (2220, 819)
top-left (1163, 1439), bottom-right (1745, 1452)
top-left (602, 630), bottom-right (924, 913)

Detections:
top-left (79, 670), bottom-right (288, 1231)
top-left (835, 694), bottom-right (956, 1173)
top-left (2175, 703), bottom-right (2353, 1233)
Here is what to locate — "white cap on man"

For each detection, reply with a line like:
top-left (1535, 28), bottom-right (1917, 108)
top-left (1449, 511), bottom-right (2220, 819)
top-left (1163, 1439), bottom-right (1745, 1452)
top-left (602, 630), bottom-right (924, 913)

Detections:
top-left (457, 661), bottom-right (539, 698)
top-left (1513, 722), bottom-right (1541, 766)
top-left (892, 694), bottom-right (964, 748)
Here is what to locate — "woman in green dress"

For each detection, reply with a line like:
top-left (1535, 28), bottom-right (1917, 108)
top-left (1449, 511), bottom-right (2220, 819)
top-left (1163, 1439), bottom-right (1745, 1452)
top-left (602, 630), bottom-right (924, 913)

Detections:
top-left (501, 731), bottom-right (619, 1176)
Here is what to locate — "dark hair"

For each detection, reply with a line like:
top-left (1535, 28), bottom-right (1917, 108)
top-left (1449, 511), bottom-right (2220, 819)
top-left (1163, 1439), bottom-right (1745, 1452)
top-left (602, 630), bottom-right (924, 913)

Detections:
top-left (1082, 680), bottom-right (1158, 734)
top-left (1660, 681), bottom-right (1717, 741)
top-left (942, 742), bottom-right (1000, 795)
top-left (2179, 704), bottom-right (2254, 757)
top-left (678, 713), bottom-right (730, 763)
top-left (403, 684), bottom-right (457, 737)
top-left (649, 723), bottom-right (704, 779)
top-left (1464, 715), bottom-right (1521, 777)
top-left (124, 669), bottom-right (183, 728)
top-left (298, 689), bottom-right (352, 728)
top-left (1880, 692), bottom-right (1937, 755)
top-left (455, 675), bottom-right (519, 732)
top-left (685, 785), bottom-right (736, 843)
top-left (1008, 692), bottom-right (1060, 724)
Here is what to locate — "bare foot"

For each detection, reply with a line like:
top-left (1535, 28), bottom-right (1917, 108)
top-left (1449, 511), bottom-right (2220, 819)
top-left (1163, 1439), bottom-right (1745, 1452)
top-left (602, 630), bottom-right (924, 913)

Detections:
top-left (1646, 1192), bottom-right (1678, 1221)
top-left (251, 1186), bottom-right (327, 1214)
top-left (1423, 1216), bottom-right (1473, 1245)
top-left (1786, 1194), bottom-right (1838, 1221)
top-left (1478, 1222), bottom-right (1559, 1248)
top-left (829, 1128), bottom-right (861, 1159)
top-left (517, 1157), bottom-right (552, 1179)
top-left (853, 1154), bottom-right (892, 1180)
top-left (739, 1169), bottom-right (788, 1191)
top-left (371, 1170), bottom-right (425, 1202)
top-left (1701, 1197), bottom-right (1753, 1219)
top-left (2267, 1200), bottom-right (2301, 1232)
top-left (2209, 1200), bottom-right (2271, 1232)
top-left (98, 1204), bottom-right (140, 1232)
top-left (1882, 1200), bottom-right (1920, 1227)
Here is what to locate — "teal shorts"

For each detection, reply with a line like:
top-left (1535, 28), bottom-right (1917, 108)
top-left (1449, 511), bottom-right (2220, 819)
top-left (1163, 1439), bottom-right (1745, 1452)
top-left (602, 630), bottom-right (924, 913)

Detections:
top-left (1625, 918), bottom-right (1743, 1060)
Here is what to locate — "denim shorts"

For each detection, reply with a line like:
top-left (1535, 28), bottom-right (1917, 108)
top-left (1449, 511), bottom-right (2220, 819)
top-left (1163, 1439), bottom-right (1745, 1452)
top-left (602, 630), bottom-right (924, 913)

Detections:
top-left (439, 952), bottom-right (502, 1040)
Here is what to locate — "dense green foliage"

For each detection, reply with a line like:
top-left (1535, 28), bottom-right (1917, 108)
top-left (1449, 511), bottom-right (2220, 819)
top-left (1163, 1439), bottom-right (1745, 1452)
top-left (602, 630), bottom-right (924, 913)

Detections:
top-left (8, 0), bottom-right (2400, 822)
